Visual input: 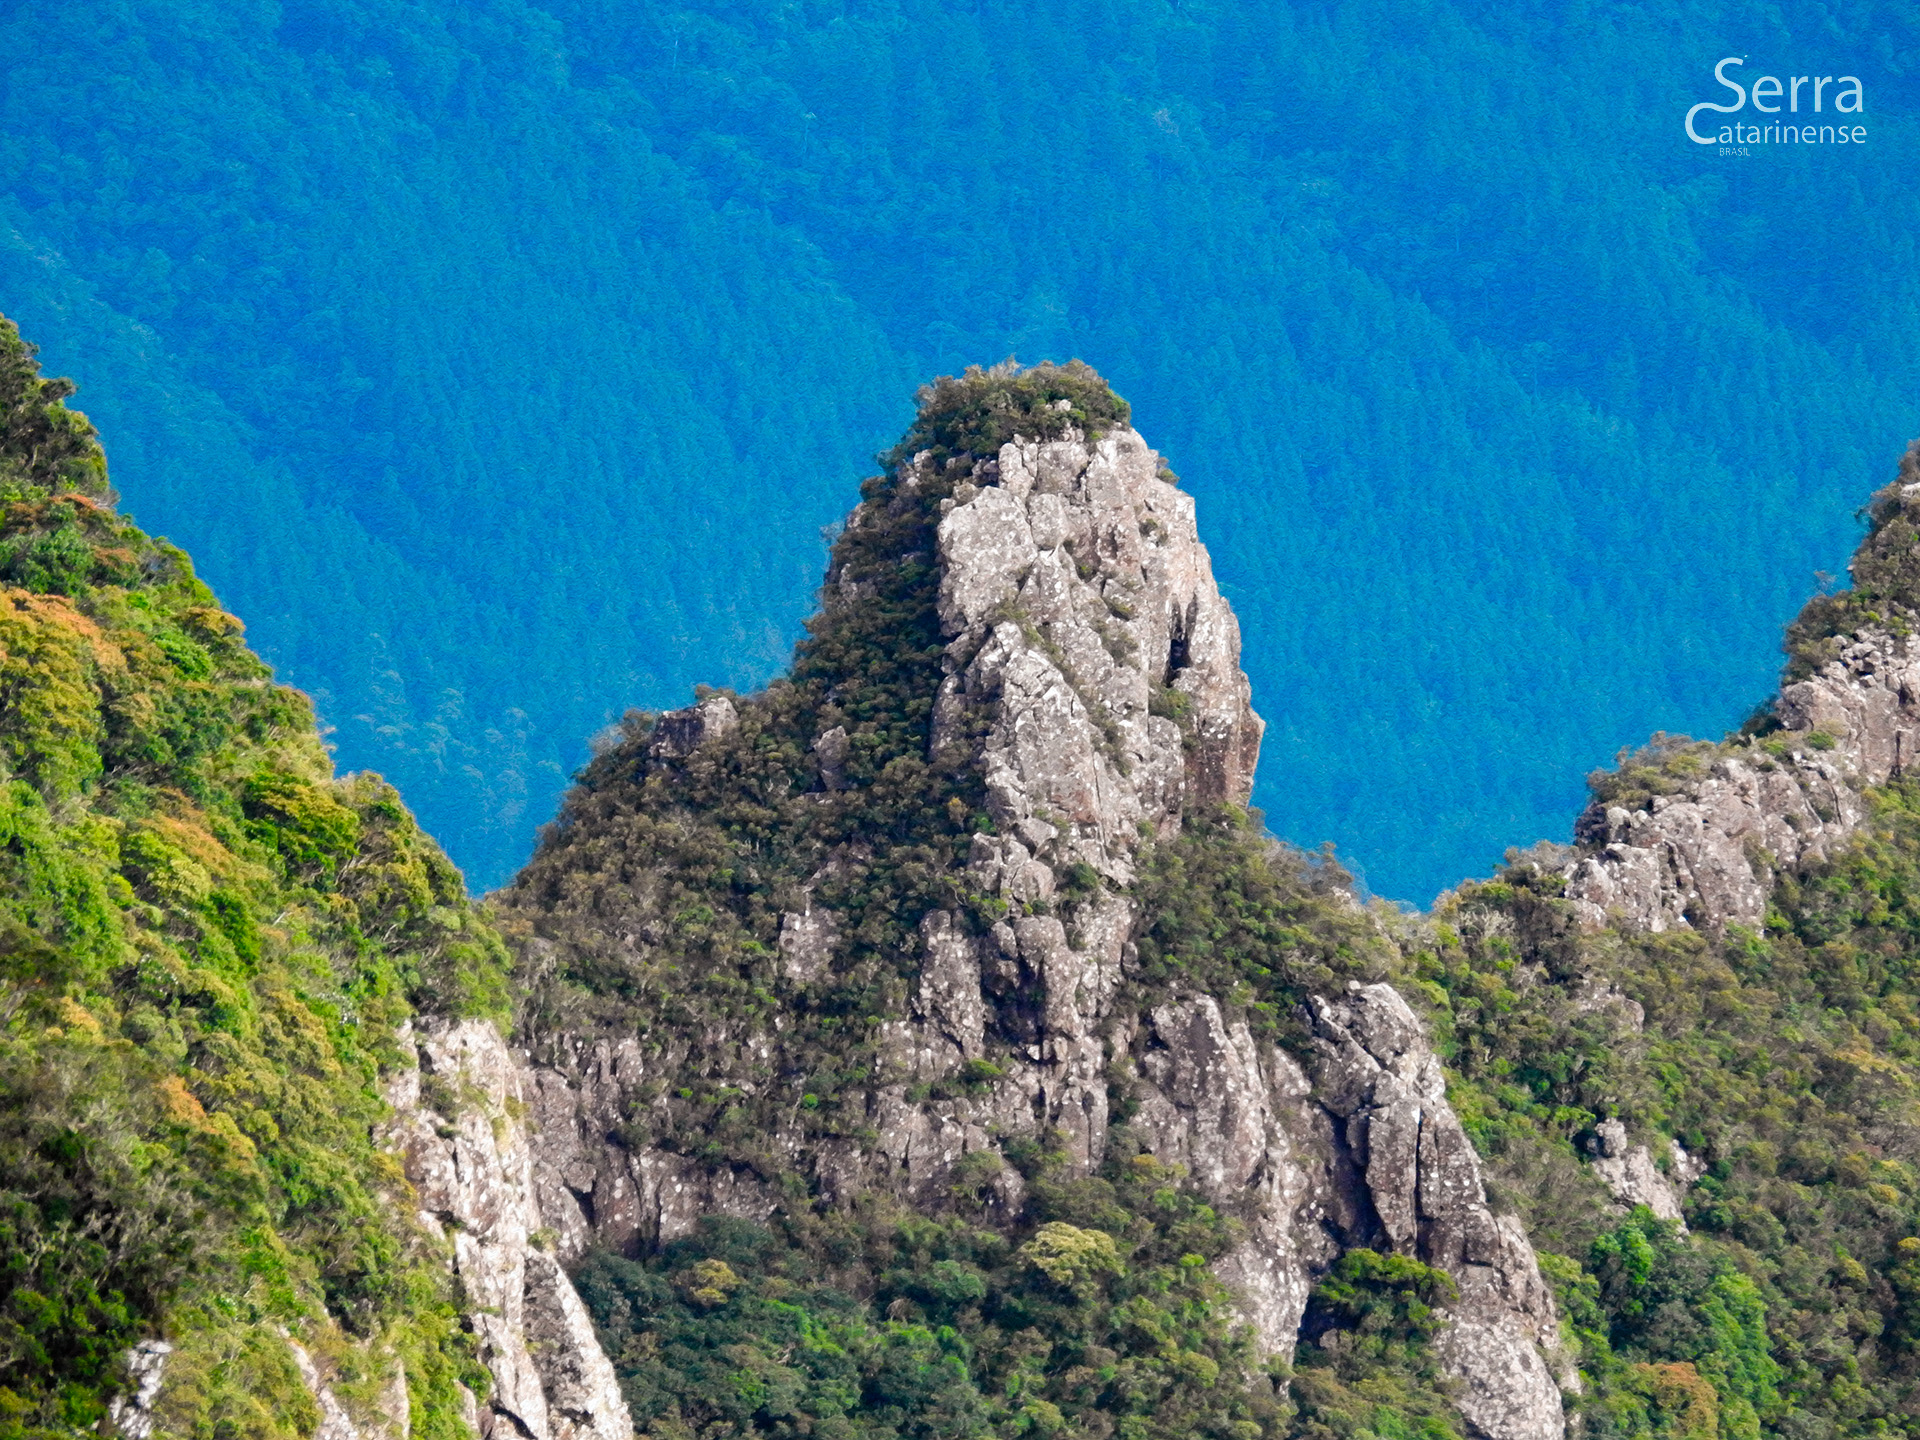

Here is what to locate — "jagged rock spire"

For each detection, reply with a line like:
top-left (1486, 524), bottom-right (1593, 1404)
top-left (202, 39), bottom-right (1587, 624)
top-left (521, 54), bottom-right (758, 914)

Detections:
top-left (501, 364), bottom-right (1571, 1440)
top-left (925, 421), bottom-right (1264, 886)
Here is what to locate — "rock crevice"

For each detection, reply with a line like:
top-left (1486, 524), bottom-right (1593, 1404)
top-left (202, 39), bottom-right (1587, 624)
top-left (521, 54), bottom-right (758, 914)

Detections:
top-left (383, 1020), bottom-right (631, 1440)
top-left (1307, 986), bottom-right (1568, 1440)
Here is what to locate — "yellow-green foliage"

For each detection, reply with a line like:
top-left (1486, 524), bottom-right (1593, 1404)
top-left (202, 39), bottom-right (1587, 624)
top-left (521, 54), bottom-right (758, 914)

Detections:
top-left (0, 314), bottom-right (506, 1438)
top-left (1018, 1222), bottom-right (1123, 1297)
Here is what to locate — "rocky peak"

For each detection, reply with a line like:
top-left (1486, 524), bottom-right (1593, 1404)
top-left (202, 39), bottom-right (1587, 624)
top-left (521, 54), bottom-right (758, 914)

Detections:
top-left (926, 421), bottom-right (1263, 888)
top-left (495, 363), bottom-right (1574, 1440)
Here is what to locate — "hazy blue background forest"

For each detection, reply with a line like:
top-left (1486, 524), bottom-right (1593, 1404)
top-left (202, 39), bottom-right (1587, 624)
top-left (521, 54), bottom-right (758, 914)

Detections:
top-left (2, 0), bottom-right (1917, 900)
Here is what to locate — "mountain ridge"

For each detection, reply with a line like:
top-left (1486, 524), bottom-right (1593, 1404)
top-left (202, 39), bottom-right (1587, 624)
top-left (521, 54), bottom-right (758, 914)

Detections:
top-left (13, 335), bottom-right (1920, 1440)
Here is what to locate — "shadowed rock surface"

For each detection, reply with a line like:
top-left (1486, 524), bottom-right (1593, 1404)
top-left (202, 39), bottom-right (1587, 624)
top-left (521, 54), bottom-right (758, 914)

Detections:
top-left (384, 1021), bottom-right (631, 1440)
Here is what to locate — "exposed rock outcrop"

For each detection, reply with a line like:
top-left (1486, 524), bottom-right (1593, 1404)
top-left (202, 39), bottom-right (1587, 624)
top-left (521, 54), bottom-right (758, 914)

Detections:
top-left (1123, 996), bottom-right (1331, 1357)
top-left (383, 1021), bottom-right (630, 1440)
top-left (1587, 1119), bottom-right (1686, 1225)
top-left (928, 427), bottom-right (1263, 881)
top-left (107, 1340), bottom-right (172, 1440)
top-left (1564, 609), bottom-right (1920, 934)
top-left (1563, 735), bottom-right (1874, 934)
top-left (286, 1336), bottom-right (406, 1440)
top-left (1309, 985), bottom-right (1568, 1440)
top-left (648, 694), bottom-right (738, 760)
top-left (506, 409), bottom-right (1568, 1440)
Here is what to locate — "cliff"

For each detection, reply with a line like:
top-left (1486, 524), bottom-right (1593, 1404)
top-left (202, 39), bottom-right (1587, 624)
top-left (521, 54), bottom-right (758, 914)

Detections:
top-left (494, 377), bottom-right (1920, 1440)
top-left (1563, 453), bottom-right (1920, 936)
top-left (0, 318), bottom-right (626, 1440)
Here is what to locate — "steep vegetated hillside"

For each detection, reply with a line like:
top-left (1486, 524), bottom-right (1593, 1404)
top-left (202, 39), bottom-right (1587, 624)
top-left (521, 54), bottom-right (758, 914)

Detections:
top-left (0, 314), bottom-right (497, 1434)
top-left (0, 316), bottom-right (632, 1440)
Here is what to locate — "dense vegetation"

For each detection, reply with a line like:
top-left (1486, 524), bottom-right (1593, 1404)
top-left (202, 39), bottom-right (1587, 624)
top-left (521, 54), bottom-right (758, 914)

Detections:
top-left (5, 0), bottom-right (1919, 896)
top-left (573, 1146), bottom-right (1283, 1440)
top-left (9, 247), bottom-right (1920, 1440)
top-left (0, 316), bottom-right (507, 1439)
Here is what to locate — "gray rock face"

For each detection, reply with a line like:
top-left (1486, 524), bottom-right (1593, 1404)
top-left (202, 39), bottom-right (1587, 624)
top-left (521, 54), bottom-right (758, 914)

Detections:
top-left (1309, 986), bottom-right (1567, 1440)
top-left (384, 1020), bottom-right (630, 1440)
top-left (1587, 1119), bottom-right (1686, 1226)
top-left (927, 428), bottom-right (1264, 879)
top-left (1124, 997), bottom-right (1332, 1356)
top-left (107, 1340), bottom-right (172, 1440)
top-left (524, 1026), bottom-right (785, 1262)
top-left (649, 694), bottom-right (738, 760)
top-left (511, 418), bottom-right (1570, 1440)
top-left (1564, 626), bottom-right (1920, 933)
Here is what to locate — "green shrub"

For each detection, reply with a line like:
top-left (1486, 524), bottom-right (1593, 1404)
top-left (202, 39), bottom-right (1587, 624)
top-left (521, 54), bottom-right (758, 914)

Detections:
top-left (574, 1145), bottom-right (1284, 1440)
top-left (883, 359), bottom-right (1131, 470)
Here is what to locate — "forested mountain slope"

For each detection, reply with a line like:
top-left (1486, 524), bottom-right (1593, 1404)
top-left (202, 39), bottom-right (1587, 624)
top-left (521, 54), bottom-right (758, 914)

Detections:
top-left (18, 320), bottom-right (1920, 1440)
top-left (5, 0), bottom-right (1920, 897)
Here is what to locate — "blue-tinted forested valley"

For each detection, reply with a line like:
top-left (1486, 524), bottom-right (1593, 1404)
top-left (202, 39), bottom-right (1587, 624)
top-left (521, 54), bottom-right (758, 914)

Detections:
top-left (3, 0), bottom-right (1918, 898)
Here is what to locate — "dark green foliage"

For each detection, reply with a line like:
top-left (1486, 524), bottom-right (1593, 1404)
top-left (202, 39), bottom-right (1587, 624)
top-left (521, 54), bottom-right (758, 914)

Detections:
top-left (576, 1237), bottom-right (987, 1440)
top-left (1128, 807), bottom-right (1399, 1044)
top-left (1304, 1251), bottom-right (1457, 1341)
top-left (1583, 1212), bottom-right (1780, 1439)
top-left (575, 1147), bottom-right (1285, 1440)
top-left (0, 1040), bottom-right (198, 1428)
top-left (1289, 1252), bottom-right (1463, 1440)
top-left (882, 362), bottom-right (1130, 471)
top-left (0, 319), bottom-right (504, 1437)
